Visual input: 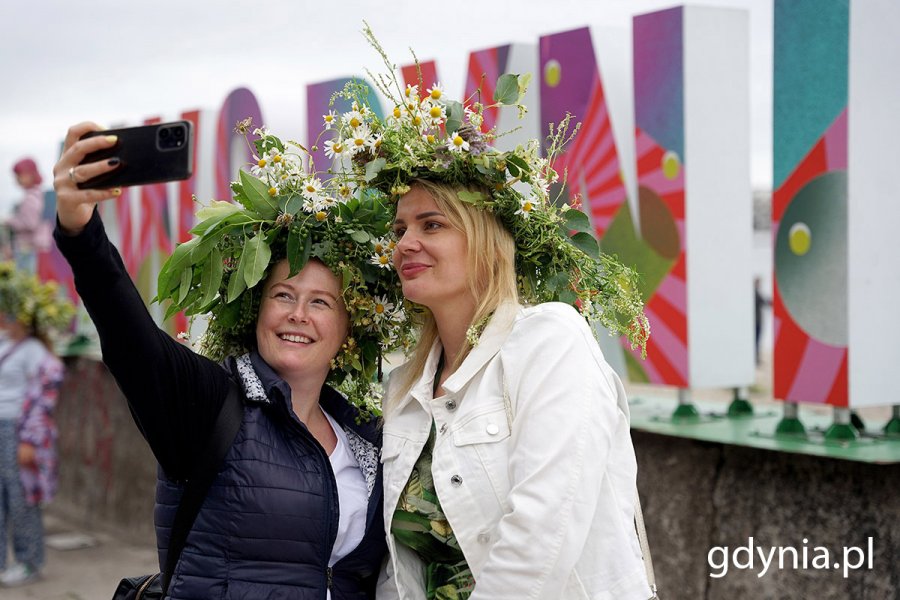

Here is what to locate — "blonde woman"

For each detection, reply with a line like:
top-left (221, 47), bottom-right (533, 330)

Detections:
top-left (377, 181), bottom-right (652, 600)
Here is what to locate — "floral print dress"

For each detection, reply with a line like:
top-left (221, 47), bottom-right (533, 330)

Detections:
top-left (391, 424), bottom-right (475, 600)
top-left (16, 351), bottom-right (63, 505)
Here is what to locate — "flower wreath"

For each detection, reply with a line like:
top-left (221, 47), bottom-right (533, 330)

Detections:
top-left (330, 24), bottom-right (649, 352)
top-left (0, 262), bottom-right (76, 340)
top-left (156, 127), bottom-right (415, 417)
top-left (157, 25), bottom-right (649, 416)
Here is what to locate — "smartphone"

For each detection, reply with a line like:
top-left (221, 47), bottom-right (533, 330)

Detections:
top-left (77, 121), bottom-right (194, 189)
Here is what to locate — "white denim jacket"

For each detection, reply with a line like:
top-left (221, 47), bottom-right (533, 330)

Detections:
top-left (378, 302), bottom-right (653, 600)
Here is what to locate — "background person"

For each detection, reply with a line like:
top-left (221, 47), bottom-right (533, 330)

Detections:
top-left (754, 276), bottom-right (771, 366)
top-left (0, 264), bottom-right (71, 587)
top-left (8, 158), bottom-right (52, 273)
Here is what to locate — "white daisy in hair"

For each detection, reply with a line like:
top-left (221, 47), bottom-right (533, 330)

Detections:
top-left (323, 110), bottom-right (337, 130)
top-left (446, 131), bottom-right (469, 154)
top-left (371, 295), bottom-right (394, 323)
top-left (324, 138), bottom-right (348, 160)
top-left (348, 124), bottom-right (373, 155)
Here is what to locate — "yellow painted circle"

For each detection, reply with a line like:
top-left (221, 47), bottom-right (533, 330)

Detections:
top-left (544, 59), bottom-right (562, 88)
top-left (788, 222), bottom-right (812, 255)
top-left (662, 151), bottom-right (680, 180)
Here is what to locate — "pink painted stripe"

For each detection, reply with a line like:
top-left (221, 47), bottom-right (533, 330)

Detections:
top-left (581, 131), bottom-right (617, 168)
top-left (584, 160), bottom-right (621, 193)
top-left (638, 169), bottom-right (685, 196)
top-left (635, 130), bottom-right (657, 156)
top-left (785, 337), bottom-right (846, 404)
top-left (588, 187), bottom-right (627, 210)
top-left (572, 89), bottom-right (607, 152)
top-left (581, 132), bottom-right (616, 173)
top-left (581, 98), bottom-right (609, 150)
top-left (655, 272), bottom-right (687, 313)
top-left (642, 304), bottom-right (689, 382)
top-left (624, 339), bottom-right (665, 384)
top-left (824, 108), bottom-right (848, 171)
top-left (675, 220), bottom-right (686, 249)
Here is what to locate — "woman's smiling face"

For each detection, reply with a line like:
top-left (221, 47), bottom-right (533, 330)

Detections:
top-left (255, 259), bottom-right (349, 382)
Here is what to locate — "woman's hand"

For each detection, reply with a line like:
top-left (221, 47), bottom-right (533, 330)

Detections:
top-left (52, 122), bottom-right (122, 235)
top-left (17, 442), bottom-right (37, 469)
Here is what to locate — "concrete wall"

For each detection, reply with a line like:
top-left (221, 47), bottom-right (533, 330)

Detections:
top-left (51, 358), bottom-right (899, 595)
top-left (53, 357), bottom-right (157, 545)
top-left (634, 431), bottom-right (899, 599)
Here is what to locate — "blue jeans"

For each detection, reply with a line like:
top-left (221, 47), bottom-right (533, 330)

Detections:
top-left (0, 420), bottom-right (44, 570)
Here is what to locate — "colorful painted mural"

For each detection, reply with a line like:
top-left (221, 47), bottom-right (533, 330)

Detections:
top-left (773, 0), bottom-right (849, 406)
top-left (627, 9), bottom-right (688, 386)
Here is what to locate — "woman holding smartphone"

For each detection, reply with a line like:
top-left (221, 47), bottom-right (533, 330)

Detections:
top-left (52, 122), bottom-right (411, 599)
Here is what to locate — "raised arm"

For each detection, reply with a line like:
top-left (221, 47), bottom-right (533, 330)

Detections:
top-left (52, 122), bottom-right (232, 480)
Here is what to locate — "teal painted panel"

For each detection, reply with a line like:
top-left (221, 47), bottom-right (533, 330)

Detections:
top-left (773, 0), bottom-right (848, 189)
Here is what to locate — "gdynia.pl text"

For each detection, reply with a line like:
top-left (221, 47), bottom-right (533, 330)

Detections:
top-left (708, 537), bottom-right (874, 579)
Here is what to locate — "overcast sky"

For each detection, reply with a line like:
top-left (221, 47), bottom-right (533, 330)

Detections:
top-left (0, 0), bottom-right (772, 214)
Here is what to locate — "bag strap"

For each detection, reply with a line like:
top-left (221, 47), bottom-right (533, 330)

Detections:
top-left (160, 381), bottom-right (244, 593)
top-left (633, 490), bottom-right (658, 598)
top-left (0, 339), bottom-right (27, 370)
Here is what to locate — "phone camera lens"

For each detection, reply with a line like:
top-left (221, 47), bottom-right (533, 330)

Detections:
top-left (160, 128), bottom-right (170, 139)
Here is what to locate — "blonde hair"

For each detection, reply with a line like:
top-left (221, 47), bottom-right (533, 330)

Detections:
top-left (391, 180), bottom-right (519, 402)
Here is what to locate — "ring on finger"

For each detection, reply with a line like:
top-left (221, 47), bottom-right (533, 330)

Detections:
top-left (68, 166), bottom-right (78, 183)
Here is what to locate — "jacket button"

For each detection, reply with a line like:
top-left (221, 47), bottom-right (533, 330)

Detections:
top-left (486, 423), bottom-right (499, 435)
top-left (477, 532), bottom-right (491, 543)
top-left (450, 474), bottom-right (463, 486)
top-left (445, 399), bottom-right (457, 411)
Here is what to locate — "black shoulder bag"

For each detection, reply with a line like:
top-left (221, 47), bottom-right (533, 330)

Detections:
top-left (111, 383), bottom-right (244, 599)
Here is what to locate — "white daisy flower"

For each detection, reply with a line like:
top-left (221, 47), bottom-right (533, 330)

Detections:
top-left (447, 132), bottom-right (470, 153)
top-left (371, 236), bottom-right (396, 256)
top-left (342, 110), bottom-right (366, 130)
top-left (348, 124), bottom-right (373, 155)
top-left (324, 138), bottom-right (348, 159)
top-left (337, 182), bottom-right (355, 201)
top-left (302, 197), bottom-right (326, 214)
top-left (250, 154), bottom-right (273, 177)
top-left (404, 84), bottom-right (419, 101)
top-left (371, 295), bottom-right (395, 323)
top-left (366, 133), bottom-right (383, 153)
top-left (369, 253), bottom-right (392, 269)
top-left (388, 104), bottom-right (408, 126)
top-left (422, 100), bottom-right (446, 127)
top-left (515, 197), bottom-right (535, 220)
top-left (409, 113), bottom-right (426, 131)
top-left (323, 110), bottom-right (337, 130)
top-left (532, 176), bottom-right (550, 199)
top-left (426, 83), bottom-right (445, 101)
top-left (301, 177), bottom-right (323, 200)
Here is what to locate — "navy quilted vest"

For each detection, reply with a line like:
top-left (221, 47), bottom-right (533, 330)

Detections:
top-left (153, 360), bottom-right (385, 599)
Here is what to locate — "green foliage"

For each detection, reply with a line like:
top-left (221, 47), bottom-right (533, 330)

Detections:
top-left (0, 262), bottom-right (76, 341)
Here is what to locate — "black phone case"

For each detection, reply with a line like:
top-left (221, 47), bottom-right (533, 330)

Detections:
top-left (77, 121), bottom-right (194, 189)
